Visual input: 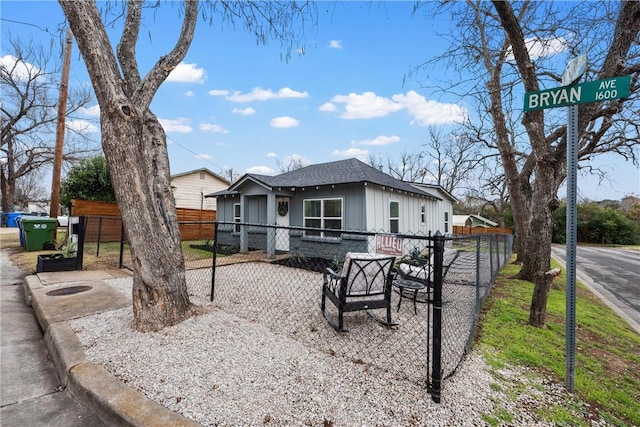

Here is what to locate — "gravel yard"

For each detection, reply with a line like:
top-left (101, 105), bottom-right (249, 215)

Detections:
top-left (68, 266), bottom-right (570, 426)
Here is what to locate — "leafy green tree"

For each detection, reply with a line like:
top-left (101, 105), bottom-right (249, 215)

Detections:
top-left (60, 155), bottom-right (115, 207)
top-left (589, 207), bottom-right (639, 245)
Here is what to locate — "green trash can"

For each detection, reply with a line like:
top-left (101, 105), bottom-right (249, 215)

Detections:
top-left (21, 217), bottom-right (58, 252)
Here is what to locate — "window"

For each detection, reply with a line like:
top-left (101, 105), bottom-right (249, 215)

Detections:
top-left (304, 198), bottom-right (342, 237)
top-left (420, 204), bottom-right (426, 224)
top-left (390, 201), bottom-right (399, 234)
top-left (444, 211), bottom-right (449, 233)
top-left (234, 203), bottom-right (241, 232)
top-left (199, 172), bottom-right (205, 180)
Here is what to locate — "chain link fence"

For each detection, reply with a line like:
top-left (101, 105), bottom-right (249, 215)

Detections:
top-left (200, 221), bottom-right (513, 402)
top-left (76, 217), bottom-right (512, 402)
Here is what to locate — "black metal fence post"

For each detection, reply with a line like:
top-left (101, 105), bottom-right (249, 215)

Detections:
top-left (76, 216), bottom-right (86, 270)
top-left (118, 221), bottom-right (125, 269)
top-left (210, 221), bottom-right (219, 302)
top-left (431, 230), bottom-right (445, 403)
top-left (96, 217), bottom-right (103, 257)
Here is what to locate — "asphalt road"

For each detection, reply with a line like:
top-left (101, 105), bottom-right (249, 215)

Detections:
top-left (551, 244), bottom-right (640, 334)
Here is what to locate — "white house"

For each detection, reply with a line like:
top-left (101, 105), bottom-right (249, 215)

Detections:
top-left (170, 168), bottom-right (229, 211)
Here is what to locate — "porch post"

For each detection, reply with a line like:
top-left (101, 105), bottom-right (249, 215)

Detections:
top-left (240, 194), bottom-right (248, 253)
top-left (266, 192), bottom-right (276, 258)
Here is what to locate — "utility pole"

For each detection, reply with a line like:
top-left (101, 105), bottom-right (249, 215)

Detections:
top-left (49, 28), bottom-right (72, 218)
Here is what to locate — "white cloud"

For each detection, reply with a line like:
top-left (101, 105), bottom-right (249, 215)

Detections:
top-left (166, 62), bottom-right (206, 83)
top-left (185, 91), bottom-right (194, 97)
top-left (78, 104), bottom-right (100, 117)
top-left (246, 165), bottom-right (275, 174)
top-left (159, 117), bottom-right (193, 133)
top-left (196, 154), bottom-right (212, 160)
top-left (0, 55), bottom-right (39, 81)
top-left (353, 135), bottom-right (400, 146)
top-left (323, 90), bottom-right (466, 125)
top-left (199, 123), bottom-right (229, 134)
top-left (232, 107), bottom-right (256, 116)
top-left (270, 116), bottom-right (299, 128)
top-left (506, 36), bottom-right (567, 61)
top-left (266, 152), bottom-right (277, 158)
top-left (332, 147), bottom-right (369, 161)
top-left (330, 91), bottom-right (403, 119)
top-left (318, 102), bottom-right (337, 112)
top-left (226, 87), bottom-right (309, 103)
top-left (329, 40), bottom-right (342, 49)
top-left (66, 119), bottom-right (98, 133)
top-left (208, 89), bottom-right (229, 96)
top-left (392, 91), bottom-right (466, 125)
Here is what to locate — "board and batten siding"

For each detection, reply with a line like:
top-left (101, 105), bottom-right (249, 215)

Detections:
top-left (364, 185), bottom-right (448, 234)
top-left (171, 172), bottom-right (228, 210)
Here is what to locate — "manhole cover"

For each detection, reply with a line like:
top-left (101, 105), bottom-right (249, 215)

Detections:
top-left (46, 285), bottom-right (93, 296)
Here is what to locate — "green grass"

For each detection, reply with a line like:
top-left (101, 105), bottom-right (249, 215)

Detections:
top-left (477, 259), bottom-right (640, 425)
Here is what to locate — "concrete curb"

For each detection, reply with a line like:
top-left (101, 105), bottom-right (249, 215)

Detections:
top-left (23, 274), bottom-right (42, 306)
top-left (68, 363), bottom-right (199, 427)
top-left (28, 273), bottom-right (201, 427)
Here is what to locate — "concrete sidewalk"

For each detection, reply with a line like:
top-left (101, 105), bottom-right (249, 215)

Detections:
top-left (2, 249), bottom-right (199, 426)
top-left (0, 250), bottom-right (104, 426)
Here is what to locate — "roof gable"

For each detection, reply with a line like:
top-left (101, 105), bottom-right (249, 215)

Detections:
top-left (171, 168), bottom-right (230, 184)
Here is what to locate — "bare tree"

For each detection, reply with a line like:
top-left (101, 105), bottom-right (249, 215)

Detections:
top-left (384, 150), bottom-right (429, 182)
top-left (277, 155), bottom-right (308, 173)
top-left (14, 168), bottom-right (48, 207)
top-left (1, 35), bottom-right (97, 212)
top-left (421, 126), bottom-right (488, 195)
top-left (420, 1), bottom-right (640, 326)
top-left (58, 1), bottom-right (316, 332)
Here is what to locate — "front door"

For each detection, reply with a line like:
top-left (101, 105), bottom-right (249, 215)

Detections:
top-left (276, 197), bottom-right (290, 252)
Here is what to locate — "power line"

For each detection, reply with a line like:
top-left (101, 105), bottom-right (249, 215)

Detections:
top-left (165, 134), bottom-right (226, 174)
top-left (1, 18), bottom-right (61, 36)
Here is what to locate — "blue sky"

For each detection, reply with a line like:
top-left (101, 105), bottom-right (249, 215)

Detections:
top-left (2, 1), bottom-right (638, 201)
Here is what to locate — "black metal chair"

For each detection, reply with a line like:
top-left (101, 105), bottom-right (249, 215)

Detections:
top-left (321, 252), bottom-right (396, 332)
top-left (395, 247), bottom-right (459, 306)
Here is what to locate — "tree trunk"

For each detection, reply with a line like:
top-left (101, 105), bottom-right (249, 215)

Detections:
top-left (101, 108), bottom-right (194, 332)
top-left (60, 0), bottom-right (199, 331)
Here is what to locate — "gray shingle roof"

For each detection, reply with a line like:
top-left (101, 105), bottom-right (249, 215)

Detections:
top-left (206, 158), bottom-right (436, 198)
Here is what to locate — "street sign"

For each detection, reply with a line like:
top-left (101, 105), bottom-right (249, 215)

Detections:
top-left (524, 75), bottom-right (631, 111)
top-left (562, 54), bottom-right (587, 86)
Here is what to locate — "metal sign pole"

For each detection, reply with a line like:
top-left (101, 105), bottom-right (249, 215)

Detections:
top-left (565, 104), bottom-right (579, 392)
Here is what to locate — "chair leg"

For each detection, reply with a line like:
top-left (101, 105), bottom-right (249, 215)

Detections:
top-left (338, 310), bottom-right (344, 331)
top-left (386, 304), bottom-right (391, 324)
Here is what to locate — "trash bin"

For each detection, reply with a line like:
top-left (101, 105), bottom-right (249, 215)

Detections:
top-left (6, 212), bottom-right (22, 228)
top-left (17, 217), bottom-right (25, 247)
top-left (20, 217), bottom-right (58, 252)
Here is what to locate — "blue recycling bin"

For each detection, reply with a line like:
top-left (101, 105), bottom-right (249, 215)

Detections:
top-left (6, 212), bottom-right (22, 228)
top-left (17, 218), bottom-right (25, 247)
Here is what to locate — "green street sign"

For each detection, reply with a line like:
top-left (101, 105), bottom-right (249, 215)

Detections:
top-left (524, 75), bottom-right (631, 111)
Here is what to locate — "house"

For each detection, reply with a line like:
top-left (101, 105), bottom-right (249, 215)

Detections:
top-left (170, 168), bottom-right (230, 211)
top-left (207, 158), bottom-right (457, 258)
top-left (452, 214), bottom-right (498, 228)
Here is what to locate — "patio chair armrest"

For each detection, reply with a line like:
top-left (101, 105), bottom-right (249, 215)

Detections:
top-left (323, 267), bottom-right (342, 284)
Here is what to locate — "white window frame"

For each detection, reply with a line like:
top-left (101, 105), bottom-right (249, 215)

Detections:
top-left (303, 198), bottom-right (343, 238)
top-left (420, 204), bottom-right (426, 224)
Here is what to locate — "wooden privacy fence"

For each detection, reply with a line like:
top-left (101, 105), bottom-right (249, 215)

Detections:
top-left (452, 225), bottom-right (513, 235)
top-left (70, 200), bottom-right (216, 242)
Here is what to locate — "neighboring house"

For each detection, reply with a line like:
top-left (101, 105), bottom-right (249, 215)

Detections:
top-left (452, 214), bottom-right (498, 228)
top-left (207, 158), bottom-right (457, 258)
top-left (170, 168), bottom-right (229, 211)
